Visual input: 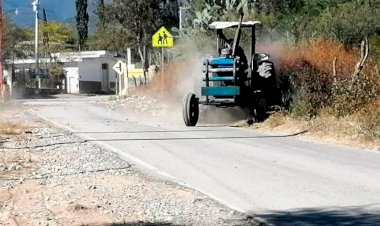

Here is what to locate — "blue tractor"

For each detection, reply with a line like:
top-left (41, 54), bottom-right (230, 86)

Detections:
top-left (183, 15), bottom-right (279, 126)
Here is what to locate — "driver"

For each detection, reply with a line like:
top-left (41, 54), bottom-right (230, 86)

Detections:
top-left (216, 29), bottom-right (248, 67)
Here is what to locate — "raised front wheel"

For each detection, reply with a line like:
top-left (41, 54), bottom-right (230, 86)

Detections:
top-left (183, 93), bottom-right (199, 126)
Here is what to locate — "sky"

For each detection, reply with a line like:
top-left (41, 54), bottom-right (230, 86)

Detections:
top-left (3, 0), bottom-right (95, 27)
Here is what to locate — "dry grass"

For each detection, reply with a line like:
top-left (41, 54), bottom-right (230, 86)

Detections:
top-left (278, 38), bottom-right (380, 117)
top-left (266, 38), bottom-right (380, 148)
top-left (263, 112), bottom-right (287, 128)
top-left (352, 97), bottom-right (380, 140)
top-left (278, 39), bottom-right (358, 76)
top-left (254, 111), bottom-right (380, 151)
top-left (0, 122), bottom-right (26, 136)
top-left (0, 103), bottom-right (30, 136)
top-left (0, 105), bottom-right (38, 179)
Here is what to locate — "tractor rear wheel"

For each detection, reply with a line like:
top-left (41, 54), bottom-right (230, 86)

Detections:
top-left (183, 93), bottom-right (199, 126)
top-left (249, 92), bottom-right (267, 123)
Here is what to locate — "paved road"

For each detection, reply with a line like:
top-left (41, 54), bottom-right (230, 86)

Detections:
top-left (27, 95), bottom-right (380, 225)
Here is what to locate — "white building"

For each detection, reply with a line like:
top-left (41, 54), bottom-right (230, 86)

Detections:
top-left (7, 50), bottom-right (121, 94)
top-left (53, 51), bottom-right (119, 94)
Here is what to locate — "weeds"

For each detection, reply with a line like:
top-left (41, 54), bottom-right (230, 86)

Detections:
top-left (278, 38), bottom-right (380, 119)
top-left (0, 122), bottom-right (26, 136)
top-left (274, 38), bottom-right (380, 142)
top-left (290, 100), bottom-right (313, 120)
top-left (354, 98), bottom-right (380, 140)
top-left (264, 112), bottom-right (286, 128)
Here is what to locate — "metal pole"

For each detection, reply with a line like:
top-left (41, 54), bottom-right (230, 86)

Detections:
top-left (33, 0), bottom-right (40, 89)
top-left (179, 7), bottom-right (189, 37)
top-left (10, 46), bottom-right (14, 98)
top-left (161, 47), bottom-right (164, 95)
top-left (115, 72), bottom-right (118, 95)
top-left (179, 7), bottom-right (182, 37)
top-left (0, 0), bottom-right (4, 102)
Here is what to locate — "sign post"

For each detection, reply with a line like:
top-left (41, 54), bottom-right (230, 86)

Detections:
top-left (152, 26), bottom-right (174, 95)
top-left (0, 0), bottom-right (4, 102)
top-left (113, 60), bottom-right (126, 95)
top-left (161, 47), bottom-right (164, 92)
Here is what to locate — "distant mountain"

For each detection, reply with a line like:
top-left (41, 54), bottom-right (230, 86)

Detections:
top-left (4, 0), bottom-right (97, 28)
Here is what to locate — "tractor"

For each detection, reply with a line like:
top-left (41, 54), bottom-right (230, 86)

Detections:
top-left (182, 14), bottom-right (280, 126)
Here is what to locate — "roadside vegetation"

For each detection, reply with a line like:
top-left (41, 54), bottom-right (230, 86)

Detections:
top-left (276, 38), bottom-right (380, 142)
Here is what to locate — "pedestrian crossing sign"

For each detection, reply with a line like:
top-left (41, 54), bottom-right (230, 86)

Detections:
top-left (152, 26), bottom-right (174, 48)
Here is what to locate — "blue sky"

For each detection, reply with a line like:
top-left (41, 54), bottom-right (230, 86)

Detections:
top-left (3, 0), bottom-right (82, 27)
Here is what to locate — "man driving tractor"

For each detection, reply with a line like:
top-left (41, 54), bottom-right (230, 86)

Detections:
top-left (216, 29), bottom-right (248, 70)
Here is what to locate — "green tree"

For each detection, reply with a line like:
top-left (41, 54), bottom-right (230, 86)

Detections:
top-left (75, 0), bottom-right (89, 50)
top-left (39, 22), bottom-right (76, 53)
top-left (100, 0), bottom-right (179, 68)
top-left (2, 18), bottom-right (31, 61)
top-left (96, 0), bottom-right (105, 28)
top-left (87, 27), bottom-right (134, 53)
top-left (313, 1), bottom-right (380, 47)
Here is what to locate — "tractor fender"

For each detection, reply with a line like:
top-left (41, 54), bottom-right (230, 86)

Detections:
top-left (257, 60), bottom-right (275, 79)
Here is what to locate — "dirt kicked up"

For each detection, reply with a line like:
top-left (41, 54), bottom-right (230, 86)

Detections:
top-left (0, 104), bottom-right (261, 226)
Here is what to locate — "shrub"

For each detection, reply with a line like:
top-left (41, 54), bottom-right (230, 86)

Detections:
top-left (354, 98), bottom-right (380, 140)
top-left (290, 99), bottom-right (313, 119)
top-left (278, 38), bottom-right (380, 118)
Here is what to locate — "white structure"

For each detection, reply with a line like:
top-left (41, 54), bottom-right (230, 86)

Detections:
top-left (7, 51), bottom-right (121, 94)
top-left (54, 51), bottom-right (119, 93)
top-left (64, 67), bottom-right (79, 94)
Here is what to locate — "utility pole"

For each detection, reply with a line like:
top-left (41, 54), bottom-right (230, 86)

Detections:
top-left (0, 0), bottom-right (4, 101)
top-left (32, 0), bottom-right (40, 89)
top-left (179, 6), bottom-right (189, 37)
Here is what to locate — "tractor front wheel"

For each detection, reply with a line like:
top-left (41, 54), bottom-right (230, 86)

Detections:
top-left (183, 93), bottom-right (199, 126)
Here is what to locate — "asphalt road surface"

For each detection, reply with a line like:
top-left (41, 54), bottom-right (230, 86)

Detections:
top-left (26, 95), bottom-right (380, 225)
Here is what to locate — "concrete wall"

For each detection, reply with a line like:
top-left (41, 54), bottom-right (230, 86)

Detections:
top-left (79, 81), bottom-right (102, 94)
top-left (78, 57), bottom-right (118, 93)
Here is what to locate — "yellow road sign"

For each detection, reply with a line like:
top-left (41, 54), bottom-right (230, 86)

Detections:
top-left (152, 26), bottom-right (174, 48)
top-left (124, 68), bottom-right (144, 77)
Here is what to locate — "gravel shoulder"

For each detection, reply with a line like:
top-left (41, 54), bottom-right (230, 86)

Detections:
top-left (0, 104), bottom-right (260, 226)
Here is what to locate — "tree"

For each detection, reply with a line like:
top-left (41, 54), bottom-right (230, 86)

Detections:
top-left (87, 26), bottom-right (134, 53)
top-left (75, 0), bottom-right (89, 50)
top-left (42, 8), bottom-right (49, 46)
top-left (96, 0), bottom-right (105, 28)
top-left (2, 17), bottom-right (31, 61)
top-left (39, 22), bottom-right (76, 52)
top-left (101, 0), bottom-right (179, 69)
top-left (313, 1), bottom-right (380, 47)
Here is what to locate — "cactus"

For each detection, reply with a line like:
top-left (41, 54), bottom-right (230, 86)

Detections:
top-left (191, 0), bottom-right (256, 31)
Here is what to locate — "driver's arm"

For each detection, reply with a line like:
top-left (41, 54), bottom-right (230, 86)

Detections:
top-left (217, 29), bottom-right (228, 42)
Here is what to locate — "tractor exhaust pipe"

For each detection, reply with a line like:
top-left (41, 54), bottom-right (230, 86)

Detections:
top-left (232, 13), bottom-right (244, 58)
